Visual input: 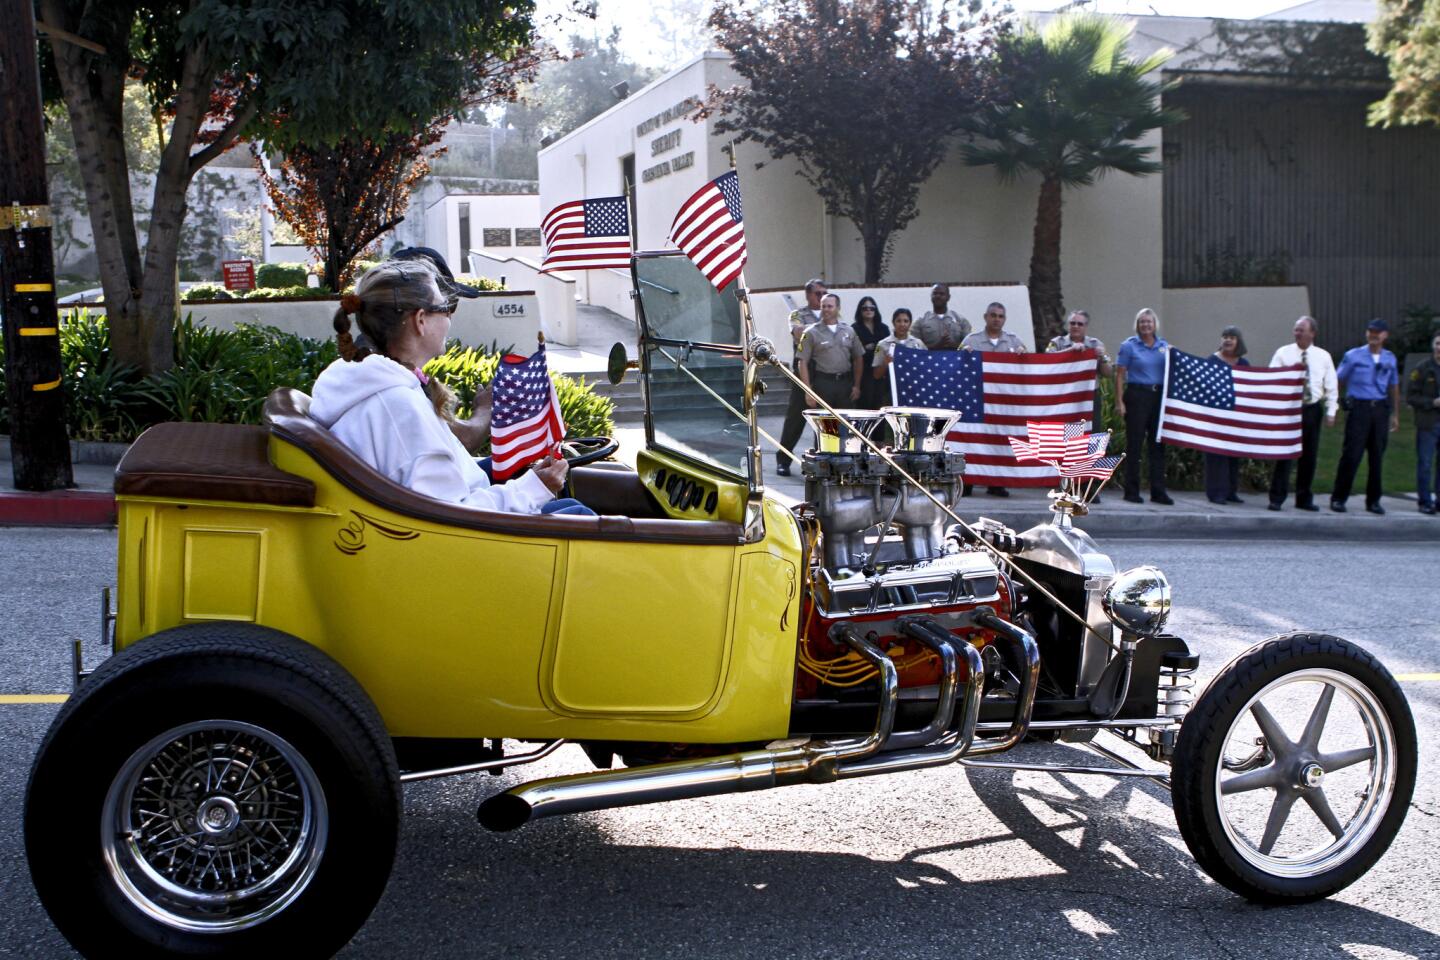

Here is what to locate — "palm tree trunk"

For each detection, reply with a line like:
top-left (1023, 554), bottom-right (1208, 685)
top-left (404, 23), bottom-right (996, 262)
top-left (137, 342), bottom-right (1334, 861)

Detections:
top-left (1027, 175), bottom-right (1065, 349)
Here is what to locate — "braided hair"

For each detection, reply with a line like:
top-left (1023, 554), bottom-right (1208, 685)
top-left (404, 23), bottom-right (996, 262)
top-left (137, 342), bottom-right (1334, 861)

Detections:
top-left (333, 260), bottom-right (457, 420)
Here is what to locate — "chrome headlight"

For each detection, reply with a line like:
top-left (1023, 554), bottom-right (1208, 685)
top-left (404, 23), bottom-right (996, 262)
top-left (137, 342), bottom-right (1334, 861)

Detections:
top-left (1102, 566), bottom-right (1171, 637)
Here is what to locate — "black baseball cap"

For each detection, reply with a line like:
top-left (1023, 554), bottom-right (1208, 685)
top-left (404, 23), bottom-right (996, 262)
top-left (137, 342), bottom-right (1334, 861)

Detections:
top-left (392, 246), bottom-right (483, 299)
top-left (1366, 318), bottom-right (1388, 332)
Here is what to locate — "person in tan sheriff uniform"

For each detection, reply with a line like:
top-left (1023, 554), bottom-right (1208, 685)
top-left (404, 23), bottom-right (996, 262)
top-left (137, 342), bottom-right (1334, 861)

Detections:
top-left (913, 283), bottom-right (971, 350)
top-left (777, 278), bottom-right (826, 475)
top-left (796, 293), bottom-right (865, 412)
top-left (1047, 309), bottom-right (1112, 434)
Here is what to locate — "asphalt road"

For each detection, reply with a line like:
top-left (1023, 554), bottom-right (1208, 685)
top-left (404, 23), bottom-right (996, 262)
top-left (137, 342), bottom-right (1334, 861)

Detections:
top-left (1, 529), bottom-right (1436, 959)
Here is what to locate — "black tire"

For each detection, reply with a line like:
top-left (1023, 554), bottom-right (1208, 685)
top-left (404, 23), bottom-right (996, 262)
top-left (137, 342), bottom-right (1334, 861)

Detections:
top-left (1170, 633), bottom-right (1416, 904)
top-left (25, 624), bottom-right (401, 959)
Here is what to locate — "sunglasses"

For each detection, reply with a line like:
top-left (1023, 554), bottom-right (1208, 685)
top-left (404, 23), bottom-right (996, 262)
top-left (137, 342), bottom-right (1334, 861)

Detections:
top-left (421, 300), bottom-right (457, 315)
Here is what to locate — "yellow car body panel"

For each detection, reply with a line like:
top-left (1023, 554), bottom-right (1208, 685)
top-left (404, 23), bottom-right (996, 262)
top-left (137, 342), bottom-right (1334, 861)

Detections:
top-left (114, 436), bottom-right (803, 745)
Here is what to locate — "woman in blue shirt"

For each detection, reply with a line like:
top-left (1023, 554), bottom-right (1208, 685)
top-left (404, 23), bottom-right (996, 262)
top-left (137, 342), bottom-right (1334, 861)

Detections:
top-left (1115, 308), bottom-right (1173, 504)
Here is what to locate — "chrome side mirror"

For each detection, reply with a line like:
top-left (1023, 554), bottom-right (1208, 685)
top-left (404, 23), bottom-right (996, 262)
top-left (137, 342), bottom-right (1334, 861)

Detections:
top-left (1102, 566), bottom-right (1171, 637)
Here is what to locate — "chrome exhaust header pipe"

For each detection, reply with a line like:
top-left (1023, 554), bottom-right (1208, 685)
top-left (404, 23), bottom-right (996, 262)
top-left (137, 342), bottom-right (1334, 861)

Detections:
top-left (837, 618), bottom-right (984, 779)
top-left (963, 608), bottom-right (1041, 756)
top-left (478, 626), bottom-right (899, 832)
top-left (883, 617), bottom-right (960, 751)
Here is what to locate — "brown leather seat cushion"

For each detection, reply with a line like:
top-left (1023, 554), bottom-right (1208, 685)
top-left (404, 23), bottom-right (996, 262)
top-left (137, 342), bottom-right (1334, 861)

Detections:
top-left (115, 421), bottom-right (316, 507)
top-left (262, 388), bottom-right (743, 545)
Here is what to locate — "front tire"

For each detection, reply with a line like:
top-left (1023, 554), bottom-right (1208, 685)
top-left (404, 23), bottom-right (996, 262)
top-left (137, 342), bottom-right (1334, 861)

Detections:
top-left (26, 625), bottom-right (401, 958)
top-left (1170, 633), bottom-right (1415, 903)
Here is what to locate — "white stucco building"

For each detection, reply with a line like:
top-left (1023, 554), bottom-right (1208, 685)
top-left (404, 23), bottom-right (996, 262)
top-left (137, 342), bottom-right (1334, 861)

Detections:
top-left (423, 193), bottom-right (542, 271)
top-left (539, 13), bottom-right (1440, 359)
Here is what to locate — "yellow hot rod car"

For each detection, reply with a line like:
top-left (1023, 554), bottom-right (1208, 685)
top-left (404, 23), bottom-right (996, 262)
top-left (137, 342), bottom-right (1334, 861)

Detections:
top-left (25, 253), bottom-right (1417, 959)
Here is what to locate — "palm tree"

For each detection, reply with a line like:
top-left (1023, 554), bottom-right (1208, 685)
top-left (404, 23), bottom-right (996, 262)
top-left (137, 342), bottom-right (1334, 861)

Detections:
top-left (964, 14), bottom-right (1183, 347)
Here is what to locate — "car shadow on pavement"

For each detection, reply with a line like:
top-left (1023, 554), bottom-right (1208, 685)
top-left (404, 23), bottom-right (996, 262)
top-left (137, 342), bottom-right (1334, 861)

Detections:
top-left (351, 743), bottom-right (1438, 960)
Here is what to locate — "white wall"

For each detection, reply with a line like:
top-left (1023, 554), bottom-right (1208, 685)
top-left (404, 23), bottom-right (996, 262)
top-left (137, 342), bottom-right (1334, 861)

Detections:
top-left (1161, 285), bottom-right (1313, 358)
top-left (88, 294), bottom-right (542, 350)
top-left (426, 194), bottom-right (542, 270)
top-left (467, 252), bottom-right (577, 346)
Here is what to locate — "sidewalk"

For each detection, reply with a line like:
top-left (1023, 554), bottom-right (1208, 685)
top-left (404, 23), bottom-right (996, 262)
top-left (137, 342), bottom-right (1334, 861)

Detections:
top-left (4, 433), bottom-right (1432, 540)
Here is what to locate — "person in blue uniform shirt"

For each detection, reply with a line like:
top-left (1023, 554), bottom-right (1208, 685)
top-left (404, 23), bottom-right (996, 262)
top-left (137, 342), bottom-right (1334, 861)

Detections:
top-left (1330, 318), bottom-right (1401, 515)
top-left (1115, 308), bottom-right (1174, 505)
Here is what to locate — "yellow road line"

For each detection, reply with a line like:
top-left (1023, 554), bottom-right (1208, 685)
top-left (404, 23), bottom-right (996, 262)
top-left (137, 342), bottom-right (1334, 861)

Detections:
top-left (1395, 673), bottom-right (1440, 682)
top-left (0, 694), bottom-right (68, 704)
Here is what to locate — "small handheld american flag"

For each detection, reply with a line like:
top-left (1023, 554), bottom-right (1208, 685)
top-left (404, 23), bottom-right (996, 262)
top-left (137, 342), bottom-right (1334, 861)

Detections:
top-left (669, 171), bottom-right (748, 291)
top-left (489, 344), bottom-right (566, 481)
top-left (540, 196), bottom-right (632, 273)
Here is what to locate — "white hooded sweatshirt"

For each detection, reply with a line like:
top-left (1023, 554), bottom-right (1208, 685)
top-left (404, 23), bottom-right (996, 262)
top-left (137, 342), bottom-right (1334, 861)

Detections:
top-left (309, 354), bottom-right (554, 514)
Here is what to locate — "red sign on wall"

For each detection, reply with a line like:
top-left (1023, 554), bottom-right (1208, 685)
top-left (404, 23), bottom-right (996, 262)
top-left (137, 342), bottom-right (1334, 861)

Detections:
top-left (222, 259), bottom-right (256, 291)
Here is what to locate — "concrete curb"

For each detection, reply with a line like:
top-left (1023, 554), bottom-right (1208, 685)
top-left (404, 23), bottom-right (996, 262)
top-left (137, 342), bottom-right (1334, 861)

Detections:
top-left (0, 490), bottom-right (116, 527)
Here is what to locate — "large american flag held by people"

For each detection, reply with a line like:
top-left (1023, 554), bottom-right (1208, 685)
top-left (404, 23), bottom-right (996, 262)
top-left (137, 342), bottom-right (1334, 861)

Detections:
top-left (489, 345), bottom-right (566, 481)
top-left (891, 347), bottom-right (1097, 487)
top-left (539, 196), bottom-right (631, 273)
top-left (669, 171), bottom-right (747, 291)
top-left (1158, 350), bottom-right (1304, 459)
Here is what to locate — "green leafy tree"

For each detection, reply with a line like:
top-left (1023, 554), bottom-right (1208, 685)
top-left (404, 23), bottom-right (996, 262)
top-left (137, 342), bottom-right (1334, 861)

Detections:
top-left (38, 0), bottom-right (539, 375)
top-left (529, 28), bottom-right (657, 138)
top-left (1368, 0), bottom-right (1440, 126)
top-left (709, 0), bottom-right (1004, 283)
top-left (963, 13), bottom-right (1183, 346)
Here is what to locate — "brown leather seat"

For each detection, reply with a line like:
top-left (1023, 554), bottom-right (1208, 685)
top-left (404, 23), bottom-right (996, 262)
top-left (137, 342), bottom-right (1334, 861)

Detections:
top-left (262, 388), bottom-right (744, 545)
top-left (115, 421), bottom-right (316, 507)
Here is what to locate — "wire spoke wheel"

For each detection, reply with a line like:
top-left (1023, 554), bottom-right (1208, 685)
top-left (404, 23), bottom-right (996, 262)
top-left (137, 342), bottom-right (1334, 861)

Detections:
top-left (1214, 669), bottom-right (1395, 877)
top-left (101, 720), bottom-right (329, 932)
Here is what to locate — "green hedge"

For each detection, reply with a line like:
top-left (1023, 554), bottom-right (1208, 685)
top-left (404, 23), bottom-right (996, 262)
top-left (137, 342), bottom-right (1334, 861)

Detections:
top-left (255, 262), bottom-right (308, 289)
top-left (0, 310), bottom-right (613, 447)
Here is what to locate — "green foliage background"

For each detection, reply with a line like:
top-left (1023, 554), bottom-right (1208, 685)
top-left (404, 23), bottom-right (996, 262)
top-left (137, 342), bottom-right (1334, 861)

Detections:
top-left (0, 311), bottom-right (612, 446)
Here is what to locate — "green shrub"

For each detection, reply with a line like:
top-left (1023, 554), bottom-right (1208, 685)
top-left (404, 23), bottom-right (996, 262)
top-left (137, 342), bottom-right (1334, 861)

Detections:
top-left (183, 283), bottom-right (233, 302)
top-left (255, 262), bottom-right (309, 289)
top-left (424, 342), bottom-right (615, 451)
top-left (1, 313), bottom-right (610, 449)
top-left (454, 274), bottom-right (506, 292)
top-left (241, 285), bottom-right (330, 300)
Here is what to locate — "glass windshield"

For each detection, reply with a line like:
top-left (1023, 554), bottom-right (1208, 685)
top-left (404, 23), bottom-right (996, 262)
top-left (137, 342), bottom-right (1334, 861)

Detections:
top-left (633, 254), bottom-right (751, 479)
top-left (644, 342), bottom-right (750, 477)
top-left (634, 254), bottom-right (742, 345)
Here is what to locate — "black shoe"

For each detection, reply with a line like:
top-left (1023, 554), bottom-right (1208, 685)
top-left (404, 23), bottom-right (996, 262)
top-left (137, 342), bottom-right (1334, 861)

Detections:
top-left (1123, 493), bottom-right (1143, 504)
top-left (1208, 497), bottom-right (1227, 505)
top-left (1090, 493), bottom-right (1102, 504)
top-left (986, 486), bottom-right (1010, 497)
top-left (1151, 493), bottom-right (1175, 506)
top-left (1421, 503), bottom-right (1437, 515)
top-left (1330, 501), bottom-right (1346, 513)
top-left (776, 461), bottom-right (791, 477)
top-left (1226, 495), bottom-right (1244, 504)
top-left (1267, 502), bottom-right (1283, 512)
top-left (963, 484), bottom-right (975, 496)
top-left (1366, 502), bottom-right (1386, 515)
top-left (1296, 502), bottom-right (1320, 512)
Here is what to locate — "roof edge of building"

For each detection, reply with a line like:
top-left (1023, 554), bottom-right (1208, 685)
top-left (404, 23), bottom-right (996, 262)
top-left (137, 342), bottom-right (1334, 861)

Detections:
top-left (538, 50), bottom-right (733, 158)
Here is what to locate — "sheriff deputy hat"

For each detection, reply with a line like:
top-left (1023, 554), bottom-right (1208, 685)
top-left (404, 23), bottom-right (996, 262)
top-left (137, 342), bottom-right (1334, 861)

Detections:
top-left (392, 246), bottom-right (483, 299)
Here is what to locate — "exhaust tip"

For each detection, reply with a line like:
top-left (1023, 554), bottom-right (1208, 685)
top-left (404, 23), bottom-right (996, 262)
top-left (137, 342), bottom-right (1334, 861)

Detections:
top-left (477, 792), bottom-right (534, 832)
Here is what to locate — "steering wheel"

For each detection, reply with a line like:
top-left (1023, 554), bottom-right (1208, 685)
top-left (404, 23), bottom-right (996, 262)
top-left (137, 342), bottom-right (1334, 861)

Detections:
top-left (559, 436), bottom-right (619, 468)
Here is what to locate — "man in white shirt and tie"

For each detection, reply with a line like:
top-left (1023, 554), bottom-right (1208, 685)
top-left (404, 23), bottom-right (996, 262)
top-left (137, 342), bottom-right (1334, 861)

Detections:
top-left (1268, 315), bottom-right (1338, 511)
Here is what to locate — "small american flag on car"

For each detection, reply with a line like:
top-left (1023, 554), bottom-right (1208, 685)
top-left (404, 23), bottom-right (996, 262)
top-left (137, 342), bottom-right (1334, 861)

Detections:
top-left (670, 171), bottom-right (747, 291)
top-left (489, 345), bottom-right (566, 481)
top-left (1158, 350), bottom-right (1304, 459)
top-left (540, 196), bottom-right (632, 273)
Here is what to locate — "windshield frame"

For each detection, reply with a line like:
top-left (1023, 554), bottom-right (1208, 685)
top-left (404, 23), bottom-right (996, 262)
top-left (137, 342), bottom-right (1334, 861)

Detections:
top-left (630, 250), bottom-right (755, 487)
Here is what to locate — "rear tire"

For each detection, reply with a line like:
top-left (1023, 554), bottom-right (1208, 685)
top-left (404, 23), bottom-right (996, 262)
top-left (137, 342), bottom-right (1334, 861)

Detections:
top-left (25, 625), bottom-right (400, 958)
top-left (1170, 633), bottom-right (1415, 903)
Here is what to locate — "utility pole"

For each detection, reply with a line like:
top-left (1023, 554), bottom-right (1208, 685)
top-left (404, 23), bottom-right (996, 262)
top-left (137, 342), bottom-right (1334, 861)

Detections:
top-left (1, 0), bottom-right (72, 490)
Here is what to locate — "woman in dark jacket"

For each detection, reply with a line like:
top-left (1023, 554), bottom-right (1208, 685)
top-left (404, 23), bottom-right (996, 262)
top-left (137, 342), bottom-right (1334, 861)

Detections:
top-left (1204, 325), bottom-right (1251, 504)
top-left (851, 296), bottom-right (890, 408)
